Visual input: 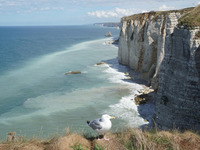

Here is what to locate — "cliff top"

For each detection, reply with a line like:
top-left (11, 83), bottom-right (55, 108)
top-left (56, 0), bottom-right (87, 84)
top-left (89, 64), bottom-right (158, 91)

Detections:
top-left (0, 129), bottom-right (200, 150)
top-left (122, 5), bottom-right (200, 29)
top-left (178, 5), bottom-right (200, 29)
top-left (122, 7), bottom-right (193, 21)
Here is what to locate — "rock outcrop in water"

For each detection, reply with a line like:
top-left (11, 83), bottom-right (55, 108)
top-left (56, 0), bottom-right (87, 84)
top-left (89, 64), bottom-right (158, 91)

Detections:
top-left (118, 5), bottom-right (200, 130)
top-left (65, 71), bottom-right (81, 75)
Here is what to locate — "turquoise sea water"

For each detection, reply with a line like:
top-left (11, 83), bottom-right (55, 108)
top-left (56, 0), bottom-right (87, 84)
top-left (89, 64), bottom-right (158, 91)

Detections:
top-left (0, 25), bottom-right (151, 140)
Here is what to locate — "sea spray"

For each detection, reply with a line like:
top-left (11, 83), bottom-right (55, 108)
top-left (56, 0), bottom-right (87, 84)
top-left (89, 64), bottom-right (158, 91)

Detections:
top-left (96, 59), bottom-right (149, 127)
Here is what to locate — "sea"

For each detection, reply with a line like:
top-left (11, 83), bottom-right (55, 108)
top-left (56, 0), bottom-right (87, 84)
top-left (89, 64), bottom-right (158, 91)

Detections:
top-left (0, 25), bottom-right (153, 140)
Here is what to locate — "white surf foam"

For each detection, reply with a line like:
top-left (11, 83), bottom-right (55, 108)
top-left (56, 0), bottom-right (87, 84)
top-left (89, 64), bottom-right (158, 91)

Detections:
top-left (98, 59), bottom-right (149, 127)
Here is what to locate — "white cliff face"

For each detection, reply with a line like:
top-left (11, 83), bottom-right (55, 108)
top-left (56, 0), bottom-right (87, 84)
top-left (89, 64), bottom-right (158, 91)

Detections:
top-left (118, 13), bottom-right (182, 84)
top-left (155, 27), bottom-right (200, 130)
top-left (118, 11), bottom-right (200, 130)
top-left (118, 20), bottom-right (129, 65)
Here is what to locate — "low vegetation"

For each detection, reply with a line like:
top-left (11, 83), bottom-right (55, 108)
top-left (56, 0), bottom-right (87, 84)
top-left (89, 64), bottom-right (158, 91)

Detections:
top-left (122, 5), bottom-right (200, 31)
top-left (178, 5), bottom-right (200, 29)
top-left (122, 11), bottom-right (156, 24)
top-left (153, 7), bottom-right (194, 21)
top-left (0, 128), bottom-right (200, 150)
top-left (122, 6), bottom-right (194, 24)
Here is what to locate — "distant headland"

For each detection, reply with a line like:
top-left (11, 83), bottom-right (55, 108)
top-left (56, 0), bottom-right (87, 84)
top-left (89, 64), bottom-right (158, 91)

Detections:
top-left (93, 22), bottom-right (121, 28)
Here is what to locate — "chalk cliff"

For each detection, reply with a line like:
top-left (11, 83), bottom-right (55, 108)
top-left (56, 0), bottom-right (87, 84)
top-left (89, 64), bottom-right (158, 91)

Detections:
top-left (118, 6), bottom-right (200, 130)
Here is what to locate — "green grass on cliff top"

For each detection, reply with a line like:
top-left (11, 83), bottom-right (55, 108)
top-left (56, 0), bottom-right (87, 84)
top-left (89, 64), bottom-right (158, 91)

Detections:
top-left (178, 5), bottom-right (200, 29)
top-left (123, 5), bottom-right (200, 29)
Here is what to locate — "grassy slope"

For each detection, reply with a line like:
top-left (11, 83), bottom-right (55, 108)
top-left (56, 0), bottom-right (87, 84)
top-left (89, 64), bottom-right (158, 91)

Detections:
top-left (178, 5), bottom-right (200, 29)
top-left (0, 129), bottom-right (200, 150)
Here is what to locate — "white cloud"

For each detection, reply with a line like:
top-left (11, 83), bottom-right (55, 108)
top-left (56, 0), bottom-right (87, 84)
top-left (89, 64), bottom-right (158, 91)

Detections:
top-left (40, 7), bottom-right (64, 11)
top-left (27, 7), bottom-right (38, 13)
top-left (88, 10), bottom-right (117, 18)
top-left (158, 5), bottom-right (175, 11)
top-left (40, 7), bottom-right (50, 11)
top-left (88, 8), bottom-right (143, 18)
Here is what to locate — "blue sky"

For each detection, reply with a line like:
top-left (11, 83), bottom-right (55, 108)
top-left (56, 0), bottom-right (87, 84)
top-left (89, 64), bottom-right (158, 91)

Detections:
top-left (0, 0), bottom-right (199, 26)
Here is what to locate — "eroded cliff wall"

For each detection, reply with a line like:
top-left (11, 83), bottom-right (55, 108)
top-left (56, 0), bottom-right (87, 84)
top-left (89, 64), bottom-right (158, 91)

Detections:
top-left (118, 12), bottom-right (183, 87)
top-left (156, 27), bottom-right (200, 130)
top-left (118, 7), bottom-right (200, 130)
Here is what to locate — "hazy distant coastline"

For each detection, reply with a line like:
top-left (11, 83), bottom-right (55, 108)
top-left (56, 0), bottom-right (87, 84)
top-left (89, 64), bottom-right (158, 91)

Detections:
top-left (94, 22), bottom-right (121, 28)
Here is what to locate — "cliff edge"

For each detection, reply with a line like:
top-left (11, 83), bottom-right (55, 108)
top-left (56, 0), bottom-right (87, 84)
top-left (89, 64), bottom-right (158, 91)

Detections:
top-left (118, 5), bottom-right (200, 130)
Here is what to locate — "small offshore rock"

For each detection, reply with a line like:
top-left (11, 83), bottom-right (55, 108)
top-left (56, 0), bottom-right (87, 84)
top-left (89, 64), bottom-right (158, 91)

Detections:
top-left (96, 62), bottom-right (107, 65)
top-left (65, 71), bottom-right (81, 75)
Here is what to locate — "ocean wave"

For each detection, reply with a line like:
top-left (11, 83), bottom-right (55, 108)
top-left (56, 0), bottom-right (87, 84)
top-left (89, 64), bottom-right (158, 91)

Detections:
top-left (99, 59), bottom-right (149, 127)
top-left (104, 95), bottom-right (148, 127)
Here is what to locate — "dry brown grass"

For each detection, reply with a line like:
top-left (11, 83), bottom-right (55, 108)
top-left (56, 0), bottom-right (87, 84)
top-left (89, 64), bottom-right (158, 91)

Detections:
top-left (0, 139), bottom-right (45, 150)
top-left (93, 132), bottom-right (126, 150)
top-left (117, 128), bottom-right (200, 150)
top-left (0, 129), bottom-right (199, 150)
top-left (122, 11), bottom-right (156, 24)
top-left (46, 134), bottom-right (91, 150)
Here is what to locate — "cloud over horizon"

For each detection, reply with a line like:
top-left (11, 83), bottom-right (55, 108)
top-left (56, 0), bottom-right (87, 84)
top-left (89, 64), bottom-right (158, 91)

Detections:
top-left (158, 5), bottom-right (175, 11)
top-left (88, 8), bottom-right (147, 18)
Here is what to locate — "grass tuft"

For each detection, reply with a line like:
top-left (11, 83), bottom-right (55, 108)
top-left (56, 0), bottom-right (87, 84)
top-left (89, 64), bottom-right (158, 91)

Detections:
top-left (71, 143), bottom-right (86, 150)
top-left (94, 143), bottom-right (104, 150)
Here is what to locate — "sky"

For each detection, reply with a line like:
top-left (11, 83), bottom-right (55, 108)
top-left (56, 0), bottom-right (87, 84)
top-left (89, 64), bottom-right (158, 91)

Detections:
top-left (0, 0), bottom-right (200, 26)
